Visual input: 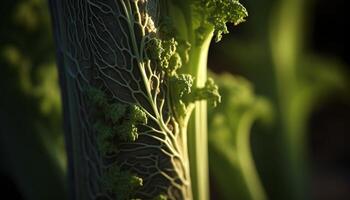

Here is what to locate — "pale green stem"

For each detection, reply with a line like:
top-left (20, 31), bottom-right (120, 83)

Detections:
top-left (163, 2), bottom-right (214, 199)
top-left (236, 109), bottom-right (267, 200)
top-left (185, 32), bottom-right (213, 200)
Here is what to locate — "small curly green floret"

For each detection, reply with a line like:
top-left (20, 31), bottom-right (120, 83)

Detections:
top-left (116, 105), bottom-right (147, 142)
top-left (145, 36), bottom-right (164, 61)
top-left (170, 74), bottom-right (194, 97)
top-left (106, 103), bottom-right (127, 123)
top-left (160, 38), bottom-right (179, 73)
top-left (86, 87), bottom-right (108, 107)
top-left (191, 78), bottom-right (221, 107)
top-left (169, 74), bottom-right (194, 118)
top-left (168, 53), bottom-right (182, 75)
top-left (162, 38), bottom-right (177, 56)
top-left (195, 0), bottom-right (248, 42)
top-left (129, 105), bottom-right (147, 124)
top-left (87, 87), bottom-right (148, 153)
top-left (94, 121), bottom-right (117, 154)
top-left (117, 122), bottom-right (138, 142)
top-left (145, 35), bottom-right (183, 75)
top-left (101, 164), bottom-right (143, 200)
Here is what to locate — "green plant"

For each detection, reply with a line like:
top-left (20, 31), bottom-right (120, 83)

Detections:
top-left (48, 0), bottom-right (246, 199)
top-left (208, 73), bottom-right (272, 200)
top-left (212, 0), bottom-right (349, 199)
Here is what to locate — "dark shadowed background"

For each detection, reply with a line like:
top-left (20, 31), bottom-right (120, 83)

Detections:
top-left (0, 0), bottom-right (348, 199)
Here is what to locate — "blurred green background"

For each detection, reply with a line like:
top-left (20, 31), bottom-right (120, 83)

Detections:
top-left (0, 0), bottom-right (348, 199)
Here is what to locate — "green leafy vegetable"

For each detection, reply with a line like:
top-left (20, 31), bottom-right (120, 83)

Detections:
top-left (208, 73), bottom-right (272, 200)
top-left (49, 0), bottom-right (247, 199)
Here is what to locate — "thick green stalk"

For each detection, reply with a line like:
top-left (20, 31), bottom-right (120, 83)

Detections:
top-left (185, 33), bottom-right (213, 200)
top-left (164, 1), bottom-right (247, 199)
top-left (165, 2), bottom-right (214, 199)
